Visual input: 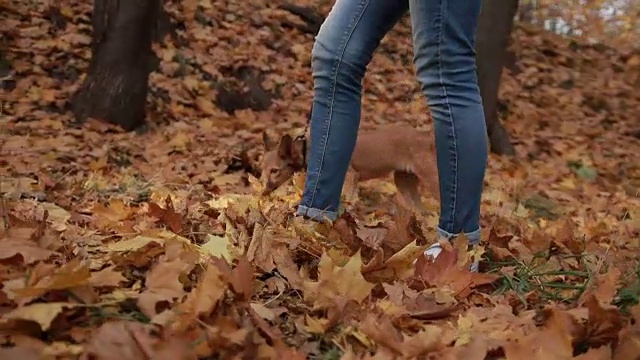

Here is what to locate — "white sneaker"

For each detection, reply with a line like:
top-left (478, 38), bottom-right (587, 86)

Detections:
top-left (423, 243), bottom-right (479, 273)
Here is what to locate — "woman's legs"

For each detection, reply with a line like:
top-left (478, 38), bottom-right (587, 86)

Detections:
top-left (296, 0), bottom-right (488, 271)
top-left (296, 0), bottom-right (408, 221)
top-left (408, 0), bottom-right (488, 266)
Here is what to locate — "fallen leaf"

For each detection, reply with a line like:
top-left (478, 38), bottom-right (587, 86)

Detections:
top-left (4, 302), bottom-right (73, 331)
top-left (0, 346), bottom-right (41, 360)
top-left (40, 203), bottom-right (71, 231)
top-left (147, 196), bottom-right (183, 233)
top-left (81, 321), bottom-right (197, 360)
top-left (304, 251), bottom-right (375, 310)
top-left (13, 258), bottom-right (92, 299)
top-left (304, 314), bottom-right (330, 334)
top-left (0, 239), bottom-right (57, 265)
top-left (579, 266), bottom-right (621, 307)
top-left (229, 256), bottom-right (254, 300)
top-left (106, 235), bottom-right (164, 252)
top-left (137, 241), bottom-right (198, 318)
top-left (90, 266), bottom-right (127, 288)
top-left (200, 234), bottom-right (233, 263)
top-left (251, 302), bottom-right (276, 322)
top-left (362, 240), bottom-right (428, 282)
top-left (165, 258), bottom-right (228, 330)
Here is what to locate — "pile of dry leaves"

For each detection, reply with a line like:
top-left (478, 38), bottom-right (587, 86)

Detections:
top-left (1, 0), bottom-right (639, 359)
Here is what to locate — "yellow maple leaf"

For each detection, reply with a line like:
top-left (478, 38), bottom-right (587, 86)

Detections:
top-left (200, 234), bottom-right (234, 263)
top-left (304, 251), bottom-right (375, 309)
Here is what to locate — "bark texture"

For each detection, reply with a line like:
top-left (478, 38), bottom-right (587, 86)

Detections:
top-left (73, 0), bottom-right (160, 131)
top-left (476, 0), bottom-right (519, 156)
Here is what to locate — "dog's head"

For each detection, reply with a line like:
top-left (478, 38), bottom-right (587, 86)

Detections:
top-left (260, 131), bottom-right (306, 195)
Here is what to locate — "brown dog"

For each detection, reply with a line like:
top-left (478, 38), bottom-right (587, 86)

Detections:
top-left (260, 125), bottom-right (440, 213)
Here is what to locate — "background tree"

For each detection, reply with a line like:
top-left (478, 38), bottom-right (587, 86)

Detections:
top-left (72, 0), bottom-right (274, 131)
top-left (73, 0), bottom-right (521, 153)
top-left (72, 0), bottom-right (161, 131)
top-left (476, 0), bottom-right (520, 156)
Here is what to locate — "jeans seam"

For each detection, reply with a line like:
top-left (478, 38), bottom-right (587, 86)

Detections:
top-left (307, 0), bottom-right (371, 209)
top-left (435, 0), bottom-right (458, 233)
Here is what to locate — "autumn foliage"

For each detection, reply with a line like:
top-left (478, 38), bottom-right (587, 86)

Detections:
top-left (1, 0), bottom-right (640, 359)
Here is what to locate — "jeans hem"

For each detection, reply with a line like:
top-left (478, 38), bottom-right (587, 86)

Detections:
top-left (436, 226), bottom-right (481, 246)
top-left (296, 205), bottom-right (338, 222)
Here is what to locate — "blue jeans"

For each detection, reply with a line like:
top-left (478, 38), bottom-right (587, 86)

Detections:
top-left (296, 0), bottom-right (488, 246)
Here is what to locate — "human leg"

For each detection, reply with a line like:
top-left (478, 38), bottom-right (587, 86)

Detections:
top-left (296, 0), bottom-right (409, 221)
top-left (408, 0), bottom-right (488, 269)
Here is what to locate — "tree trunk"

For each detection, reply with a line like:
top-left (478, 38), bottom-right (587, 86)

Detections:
top-left (72, 0), bottom-right (160, 131)
top-left (476, 0), bottom-right (518, 156)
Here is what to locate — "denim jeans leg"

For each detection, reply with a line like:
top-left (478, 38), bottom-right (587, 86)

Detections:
top-left (408, 0), bottom-right (488, 246)
top-left (296, 0), bottom-right (408, 222)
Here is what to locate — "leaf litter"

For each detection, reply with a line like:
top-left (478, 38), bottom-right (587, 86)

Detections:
top-left (1, 0), bottom-right (640, 359)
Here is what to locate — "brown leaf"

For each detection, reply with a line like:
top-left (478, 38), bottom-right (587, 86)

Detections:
top-left (81, 321), bottom-right (197, 360)
top-left (90, 266), bottom-right (127, 288)
top-left (271, 245), bottom-right (304, 289)
top-left (0, 346), bottom-right (41, 360)
top-left (90, 199), bottom-right (135, 230)
top-left (382, 282), bottom-right (406, 305)
top-left (137, 241), bottom-right (198, 318)
top-left (356, 226), bottom-right (387, 250)
top-left (579, 266), bottom-right (621, 307)
top-left (182, 259), bottom-right (227, 316)
top-left (409, 300), bottom-right (461, 320)
top-left (415, 246), bottom-right (499, 296)
top-left (576, 345), bottom-right (612, 360)
top-left (584, 294), bottom-right (625, 348)
top-left (542, 306), bottom-right (586, 344)
top-left (229, 256), bottom-right (254, 300)
top-left (249, 305), bottom-right (285, 344)
top-left (147, 196), bottom-right (183, 233)
top-left (0, 239), bottom-right (57, 265)
top-left (247, 222), bottom-right (276, 272)
top-left (416, 243), bottom-right (458, 284)
top-left (251, 302), bottom-right (277, 322)
top-left (13, 258), bottom-right (91, 300)
top-left (400, 325), bottom-right (446, 358)
top-left (362, 240), bottom-right (428, 283)
top-left (556, 218), bottom-right (585, 254)
top-left (359, 315), bottom-right (404, 355)
top-left (503, 326), bottom-right (574, 360)
top-left (613, 310), bottom-right (640, 360)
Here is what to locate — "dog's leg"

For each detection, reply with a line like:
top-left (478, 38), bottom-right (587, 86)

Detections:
top-left (342, 168), bottom-right (360, 205)
top-left (393, 171), bottom-right (428, 215)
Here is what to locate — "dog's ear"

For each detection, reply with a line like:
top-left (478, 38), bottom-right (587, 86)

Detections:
top-left (290, 137), bottom-right (306, 167)
top-left (262, 130), bottom-right (278, 151)
top-left (277, 134), bottom-right (293, 158)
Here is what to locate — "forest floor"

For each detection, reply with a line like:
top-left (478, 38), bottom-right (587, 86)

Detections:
top-left (1, 0), bottom-right (640, 359)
